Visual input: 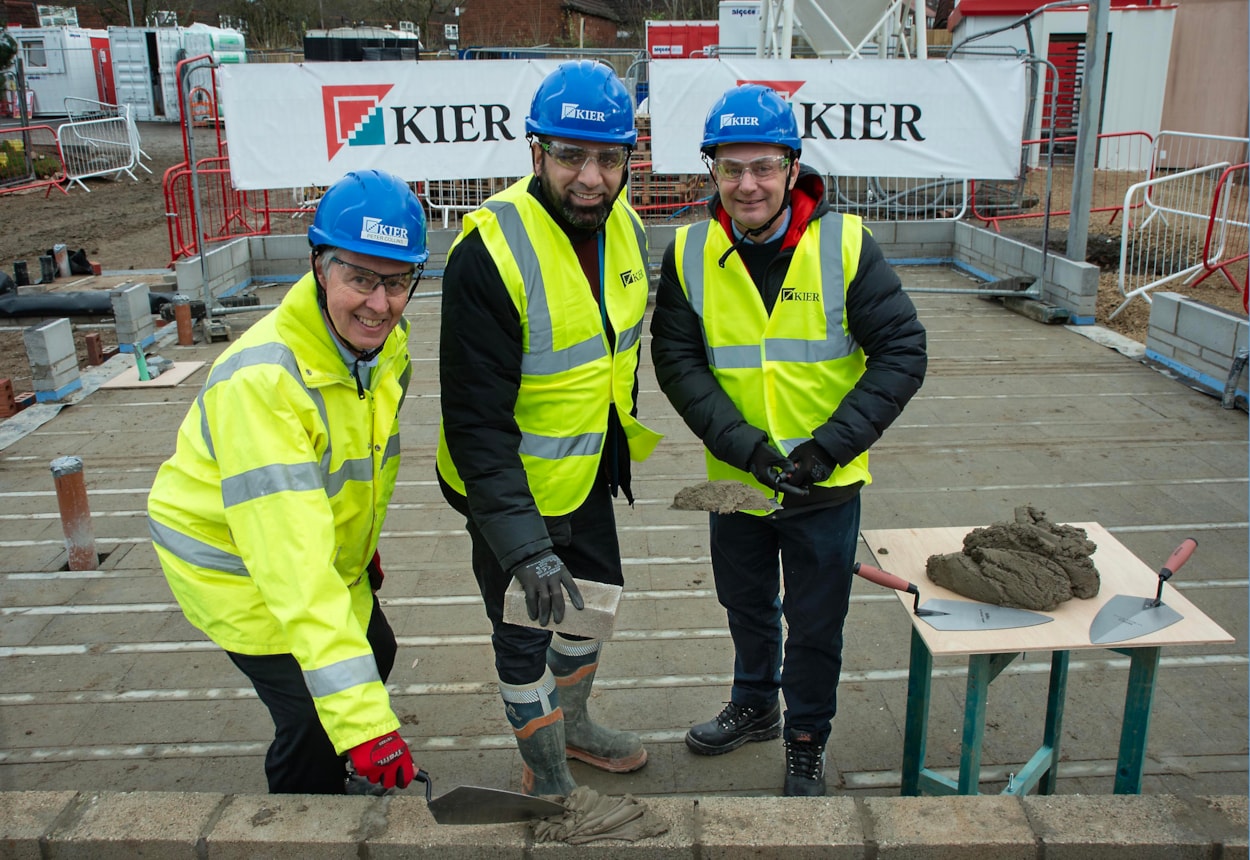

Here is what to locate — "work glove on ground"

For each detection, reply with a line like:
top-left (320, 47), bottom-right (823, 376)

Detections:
top-left (748, 442), bottom-right (806, 496)
top-left (348, 730), bottom-right (416, 790)
top-left (787, 440), bottom-right (834, 489)
top-left (511, 550), bottom-right (584, 626)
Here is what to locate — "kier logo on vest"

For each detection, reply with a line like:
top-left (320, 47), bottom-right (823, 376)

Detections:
top-left (780, 287), bottom-right (820, 303)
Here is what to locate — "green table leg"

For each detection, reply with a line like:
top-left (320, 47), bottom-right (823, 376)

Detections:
top-left (901, 626), bottom-right (933, 796)
top-left (1114, 645), bottom-right (1161, 794)
top-left (958, 654), bottom-right (993, 794)
top-left (1037, 649), bottom-right (1070, 795)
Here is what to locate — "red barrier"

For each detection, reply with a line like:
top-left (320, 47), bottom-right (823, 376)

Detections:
top-left (0, 124), bottom-right (69, 197)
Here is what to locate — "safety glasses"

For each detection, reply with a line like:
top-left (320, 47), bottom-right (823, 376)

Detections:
top-left (711, 154), bottom-right (792, 182)
top-left (539, 139), bottom-right (630, 172)
top-left (326, 255), bottom-right (417, 298)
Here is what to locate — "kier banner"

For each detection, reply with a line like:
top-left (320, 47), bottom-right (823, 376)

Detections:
top-left (219, 59), bottom-right (561, 189)
top-left (651, 58), bottom-right (1026, 179)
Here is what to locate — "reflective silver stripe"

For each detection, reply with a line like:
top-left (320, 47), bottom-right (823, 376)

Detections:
top-left (710, 344), bottom-right (761, 369)
top-left (148, 516), bottom-right (247, 575)
top-left (324, 455), bottom-right (373, 498)
top-left (487, 199), bottom-right (609, 376)
top-left (550, 633), bottom-right (601, 658)
top-left (810, 213), bottom-right (858, 360)
top-left (381, 431), bottom-right (401, 466)
top-left (221, 461), bottom-right (323, 508)
top-left (519, 429), bottom-right (603, 460)
top-left (499, 669), bottom-right (557, 704)
top-left (681, 221), bottom-right (711, 317)
top-left (303, 653), bottom-right (382, 698)
top-left (616, 318), bottom-right (643, 353)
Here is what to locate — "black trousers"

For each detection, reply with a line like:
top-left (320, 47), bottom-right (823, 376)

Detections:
top-left (228, 594), bottom-right (397, 794)
top-left (465, 480), bottom-right (624, 685)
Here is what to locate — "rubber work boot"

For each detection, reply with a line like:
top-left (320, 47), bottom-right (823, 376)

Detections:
top-left (685, 700), bottom-right (782, 755)
top-left (548, 634), bottom-right (647, 772)
top-left (500, 669), bottom-right (577, 797)
top-left (782, 732), bottom-right (827, 797)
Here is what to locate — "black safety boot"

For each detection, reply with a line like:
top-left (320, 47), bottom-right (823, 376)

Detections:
top-left (782, 732), bottom-right (827, 797)
top-left (685, 700), bottom-right (782, 755)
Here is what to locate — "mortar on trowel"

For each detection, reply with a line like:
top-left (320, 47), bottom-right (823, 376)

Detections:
top-left (670, 480), bottom-right (779, 515)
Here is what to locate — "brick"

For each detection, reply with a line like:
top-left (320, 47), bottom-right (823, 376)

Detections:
top-left (0, 378), bottom-right (15, 418)
top-left (502, 577), bottom-right (621, 640)
top-left (84, 333), bottom-right (106, 366)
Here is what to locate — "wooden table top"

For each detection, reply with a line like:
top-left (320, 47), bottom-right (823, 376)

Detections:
top-left (861, 523), bottom-right (1235, 656)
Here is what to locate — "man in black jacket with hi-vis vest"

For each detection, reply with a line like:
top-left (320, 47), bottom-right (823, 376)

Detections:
top-left (650, 84), bottom-right (927, 797)
top-left (437, 61), bottom-right (661, 797)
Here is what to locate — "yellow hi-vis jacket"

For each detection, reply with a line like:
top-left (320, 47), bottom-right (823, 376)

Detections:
top-left (436, 178), bottom-right (662, 515)
top-left (674, 212), bottom-right (871, 508)
top-left (147, 273), bottom-right (408, 754)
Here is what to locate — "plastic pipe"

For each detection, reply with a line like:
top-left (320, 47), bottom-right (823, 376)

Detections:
top-left (50, 456), bottom-right (98, 571)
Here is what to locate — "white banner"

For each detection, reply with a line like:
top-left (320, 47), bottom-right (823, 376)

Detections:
top-left (649, 59), bottom-right (1027, 179)
top-left (219, 57), bottom-right (1026, 189)
top-left (219, 60), bottom-right (563, 189)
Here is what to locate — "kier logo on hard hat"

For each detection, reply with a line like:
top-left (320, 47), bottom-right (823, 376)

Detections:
top-left (361, 216), bottom-right (409, 247)
top-left (561, 103), bottom-right (606, 123)
top-left (323, 84), bottom-right (395, 159)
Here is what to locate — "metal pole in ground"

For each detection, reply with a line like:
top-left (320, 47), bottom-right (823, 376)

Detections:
top-left (49, 456), bottom-right (98, 571)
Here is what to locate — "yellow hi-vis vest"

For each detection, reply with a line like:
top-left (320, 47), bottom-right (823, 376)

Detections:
top-left (674, 212), bottom-right (871, 509)
top-left (437, 179), bottom-right (662, 515)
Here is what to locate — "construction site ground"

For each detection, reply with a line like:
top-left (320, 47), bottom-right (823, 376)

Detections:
top-left (0, 260), bottom-right (1246, 803)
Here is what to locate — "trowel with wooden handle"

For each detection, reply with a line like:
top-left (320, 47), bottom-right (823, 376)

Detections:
top-left (1088, 538), bottom-right (1195, 645)
top-left (854, 562), bottom-right (1053, 631)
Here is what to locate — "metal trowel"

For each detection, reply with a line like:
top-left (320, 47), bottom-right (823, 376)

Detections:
top-left (854, 562), bottom-right (1053, 631)
top-left (413, 770), bottom-right (566, 825)
top-left (1089, 538), bottom-right (1195, 645)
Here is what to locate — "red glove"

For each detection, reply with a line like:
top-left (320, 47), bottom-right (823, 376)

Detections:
top-left (349, 731), bottom-right (415, 790)
top-left (368, 549), bottom-right (385, 592)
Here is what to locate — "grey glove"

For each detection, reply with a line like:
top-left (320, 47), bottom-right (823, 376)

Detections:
top-left (788, 439), bottom-right (834, 489)
top-left (748, 441), bottom-right (806, 496)
top-left (510, 550), bottom-right (584, 626)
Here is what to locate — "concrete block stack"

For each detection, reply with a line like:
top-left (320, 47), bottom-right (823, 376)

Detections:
top-left (22, 318), bottom-right (82, 403)
top-left (109, 282), bottom-right (156, 352)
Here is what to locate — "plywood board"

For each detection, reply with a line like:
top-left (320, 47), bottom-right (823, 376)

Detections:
top-left (100, 361), bottom-right (205, 389)
top-left (862, 523), bottom-right (1234, 656)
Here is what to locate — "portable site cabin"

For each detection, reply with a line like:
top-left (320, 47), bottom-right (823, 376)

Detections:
top-left (948, 0), bottom-right (1177, 169)
top-left (108, 25), bottom-right (183, 122)
top-left (10, 26), bottom-right (113, 116)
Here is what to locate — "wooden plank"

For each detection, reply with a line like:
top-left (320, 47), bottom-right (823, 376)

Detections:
top-left (861, 523), bottom-right (1235, 656)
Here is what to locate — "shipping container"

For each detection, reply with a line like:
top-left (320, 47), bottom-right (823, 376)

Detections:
top-left (108, 26), bottom-right (183, 122)
top-left (9, 26), bottom-right (111, 116)
top-left (646, 20), bottom-right (719, 59)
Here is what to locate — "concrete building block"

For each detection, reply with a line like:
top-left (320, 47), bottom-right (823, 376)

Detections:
top-left (23, 318), bottom-right (81, 397)
top-left (866, 796), bottom-right (1034, 859)
top-left (1177, 299), bottom-right (1242, 356)
top-left (895, 220), bottom-right (955, 247)
top-left (1199, 795), bottom-right (1248, 859)
top-left (699, 796), bottom-right (862, 858)
top-left (0, 791), bottom-right (79, 860)
top-left (502, 578), bottom-right (621, 639)
top-left (205, 795), bottom-right (371, 859)
top-left (109, 282), bottom-right (155, 346)
top-left (1021, 794), bottom-right (1222, 860)
top-left (865, 220), bottom-right (897, 245)
top-left (45, 791), bottom-right (222, 860)
top-left (1148, 292), bottom-right (1182, 335)
top-left (970, 225), bottom-right (997, 258)
top-left (367, 795), bottom-right (529, 860)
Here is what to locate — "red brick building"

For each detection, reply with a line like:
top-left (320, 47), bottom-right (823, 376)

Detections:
top-left (457, 0), bottom-right (623, 50)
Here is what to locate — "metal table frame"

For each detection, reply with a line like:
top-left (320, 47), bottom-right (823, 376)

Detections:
top-left (900, 625), bottom-right (1163, 796)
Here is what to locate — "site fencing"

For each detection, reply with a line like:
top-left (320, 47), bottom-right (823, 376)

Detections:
top-left (0, 123), bottom-right (67, 197)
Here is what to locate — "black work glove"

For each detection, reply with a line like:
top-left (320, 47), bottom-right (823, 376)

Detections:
top-left (510, 550), bottom-right (584, 626)
top-left (748, 441), bottom-right (806, 496)
top-left (788, 439), bottom-right (834, 489)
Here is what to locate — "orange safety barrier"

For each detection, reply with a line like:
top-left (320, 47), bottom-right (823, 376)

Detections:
top-left (164, 158), bottom-right (274, 264)
top-left (971, 131), bottom-right (1154, 233)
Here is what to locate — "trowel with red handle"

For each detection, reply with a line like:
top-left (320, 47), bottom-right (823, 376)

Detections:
top-left (1088, 538), bottom-right (1196, 645)
top-left (853, 562), bottom-right (1053, 631)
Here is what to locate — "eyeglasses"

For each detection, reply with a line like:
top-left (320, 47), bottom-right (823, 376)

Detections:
top-left (539, 139), bottom-right (630, 172)
top-left (326, 255), bottom-right (416, 298)
top-left (712, 155), bottom-right (792, 182)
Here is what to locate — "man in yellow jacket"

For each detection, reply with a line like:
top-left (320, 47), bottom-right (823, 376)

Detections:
top-left (148, 170), bottom-right (428, 794)
top-left (437, 61), bottom-right (661, 796)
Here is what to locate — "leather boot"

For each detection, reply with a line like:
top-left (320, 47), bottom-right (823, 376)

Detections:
top-left (547, 634), bottom-right (647, 773)
top-left (500, 669), bottom-right (576, 797)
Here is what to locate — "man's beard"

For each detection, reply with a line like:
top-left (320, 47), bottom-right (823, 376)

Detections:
top-left (540, 171), bottom-right (614, 230)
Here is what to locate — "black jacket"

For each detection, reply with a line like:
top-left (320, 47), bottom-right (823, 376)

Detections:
top-left (438, 177), bottom-right (639, 570)
top-left (649, 165), bottom-right (927, 512)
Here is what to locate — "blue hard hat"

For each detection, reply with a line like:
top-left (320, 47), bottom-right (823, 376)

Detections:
top-left (526, 60), bottom-right (638, 146)
top-left (701, 84), bottom-right (801, 156)
top-left (308, 170), bottom-right (429, 265)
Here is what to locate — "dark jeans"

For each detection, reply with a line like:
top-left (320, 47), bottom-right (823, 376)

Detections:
top-left (708, 495), bottom-right (861, 745)
top-left (466, 480), bottom-right (623, 685)
top-left (228, 594), bottom-right (397, 794)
